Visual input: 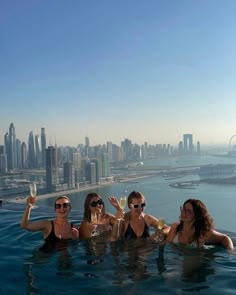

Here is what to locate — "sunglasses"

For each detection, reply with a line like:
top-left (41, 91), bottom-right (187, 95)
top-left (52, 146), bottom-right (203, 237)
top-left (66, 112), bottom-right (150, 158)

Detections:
top-left (90, 200), bottom-right (104, 207)
top-left (130, 203), bottom-right (146, 209)
top-left (55, 203), bottom-right (71, 209)
top-left (180, 206), bottom-right (193, 215)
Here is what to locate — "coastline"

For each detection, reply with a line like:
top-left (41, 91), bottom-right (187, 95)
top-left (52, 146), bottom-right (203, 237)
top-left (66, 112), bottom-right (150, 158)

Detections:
top-left (11, 173), bottom-right (155, 204)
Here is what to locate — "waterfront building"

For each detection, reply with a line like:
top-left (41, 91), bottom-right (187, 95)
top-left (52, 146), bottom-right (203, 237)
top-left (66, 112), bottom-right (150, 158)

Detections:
top-left (35, 135), bottom-right (41, 168)
top-left (121, 138), bottom-right (132, 161)
top-left (112, 144), bottom-right (123, 163)
top-left (178, 141), bottom-right (183, 155)
top-left (21, 142), bottom-right (28, 169)
top-left (41, 128), bottom-right (46, 168)
top-left (0, 145), bottom-right (5, 155)
top-left (7, 123), bottom-right (17, 170)
top-left (86, 161), bottom-right (96, 185)
top-left (102, 152), bottom-right (111, 177)
top-left (91, 158), bottom-right (102, 184)
top-left (0, 154), bottom-right (7, 174)
top-left (133, 143), bottom-right (141, 160)
top-left (28, 131), bottom-right (35, 168)
top-left (46, 146), bottom-right (59, 192)
top-left (63, 161), bottom-right (75, 189)
top-left (107, 141), bottom-right (113, 162)
top-left (183, 134), bottom-right (194, 154)
top-left (16, 139), bottom-right (22, 169)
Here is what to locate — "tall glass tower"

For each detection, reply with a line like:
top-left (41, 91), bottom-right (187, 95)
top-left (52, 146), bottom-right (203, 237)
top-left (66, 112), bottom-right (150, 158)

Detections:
top-left (28, 131), bottom-right (35, 168)
top-left (46, 146), bottom-right (59, 192)
top-left (41, 128), bottom-right (46, 168)
top-left (8, 123), bottom-right (17, 170)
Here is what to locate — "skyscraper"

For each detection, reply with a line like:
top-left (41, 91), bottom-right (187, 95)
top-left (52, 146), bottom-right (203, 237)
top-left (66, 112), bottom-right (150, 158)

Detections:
top-left (8, 123), bottom-right (17, 170)
top-left (21, 142), bottom-right (28, 169)
top-left (63, 161), bottom-right (75, 189)
top-left (41, 128), bottom-right (46, 168)
top-left (46, 146), bottom-right (59, 192)
top-left (35, 134), bottom-right (41, 168)
top-left (183, 134), bottom-right (193, 154)
top-left (28, 131), bottom-right (35, 168)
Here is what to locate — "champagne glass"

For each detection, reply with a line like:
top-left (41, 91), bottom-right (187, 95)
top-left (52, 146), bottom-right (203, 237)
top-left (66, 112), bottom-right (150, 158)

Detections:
top-left (116, 196), bottom-right (126, 237)
top-left (119, 196), bottom-right (126, 211)
top-left (29, 182), bottom-right (37, 209)
top-left (91, 212), bottom-right (100, 237)
top-left (158, 218), bottom-right (165, 242)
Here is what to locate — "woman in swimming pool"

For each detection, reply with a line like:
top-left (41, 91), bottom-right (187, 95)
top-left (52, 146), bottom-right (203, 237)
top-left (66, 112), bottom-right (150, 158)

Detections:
top-left (166, 199), bottom-right (234, 251)
top-left (79, 192), bottom-right (122, 239)
top-left (111, 191), bottom-right (170, 240)
top-left (21, 195), bottom-right (79, 244)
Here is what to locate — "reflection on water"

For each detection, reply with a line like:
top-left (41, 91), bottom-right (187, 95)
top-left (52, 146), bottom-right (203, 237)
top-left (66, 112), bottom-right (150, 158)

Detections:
top-left (1, 199), bottom-right (236, 293)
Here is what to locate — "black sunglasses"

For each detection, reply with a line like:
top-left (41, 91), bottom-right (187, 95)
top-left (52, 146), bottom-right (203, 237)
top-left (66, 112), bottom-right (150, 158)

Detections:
top-left (130, 203), bottom-right (146, 209)
top-left (55, 202), bottom-right (70, 209)
top-left (90, 200), bottom-right (104, 207)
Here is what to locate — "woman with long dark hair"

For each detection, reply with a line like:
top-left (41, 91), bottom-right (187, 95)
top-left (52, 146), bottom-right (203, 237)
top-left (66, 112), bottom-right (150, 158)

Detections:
top-left (166, 199), bottom-right (234, 251)
top-left (79, 192), bottom-right (122, 239)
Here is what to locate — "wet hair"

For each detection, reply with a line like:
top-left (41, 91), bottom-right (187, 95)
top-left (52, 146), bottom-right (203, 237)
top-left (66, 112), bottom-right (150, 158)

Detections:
top-left (54, 196), bottom-right (71, 206)
top-left (83, 192), bottom-right (105, 222)
top-left (127, 191), bottom-right (145, 209)
top-left (176, 198), bottom-right (214, 245)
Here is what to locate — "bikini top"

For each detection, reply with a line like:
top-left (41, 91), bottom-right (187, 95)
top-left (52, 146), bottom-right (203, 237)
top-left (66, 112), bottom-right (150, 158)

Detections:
top-left (39, 221), bottom-right (73, 253)
top-left (124, 216), bottom-right (150, 239)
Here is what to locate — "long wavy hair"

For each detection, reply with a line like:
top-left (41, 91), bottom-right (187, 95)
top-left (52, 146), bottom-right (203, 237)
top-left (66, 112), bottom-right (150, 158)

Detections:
top-left (83, 192), bottom-right (105, 222)
top-left (176, 199), bottom-right (214, 244)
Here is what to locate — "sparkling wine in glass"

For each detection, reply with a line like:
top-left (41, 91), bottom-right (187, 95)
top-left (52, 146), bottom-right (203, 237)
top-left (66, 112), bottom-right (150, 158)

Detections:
top-left (29, 183), bottom-right (37, 209)
top-left (91, 212), bottom-right (100, 237)
top-left (119, 196), bottom-right (126, 210)
top-left (158, 218), bottom-right (165, 242)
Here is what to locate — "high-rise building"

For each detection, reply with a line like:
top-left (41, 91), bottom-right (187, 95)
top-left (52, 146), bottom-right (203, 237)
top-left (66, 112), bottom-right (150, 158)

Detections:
top-left (7, 123), bottom-right (17, 170)
top-left (21, 142), bottom-right (28, 169)
top-left (28, 131), bottom-right (35, 168)
top-left (63, 161), bottom-right (75, 189)
top-left (35, 134), bottom-right (41, 168)
top-left (16, 139), bottom-right (22, 169)
top-left (102, 152), bottom-right (110, 177)
top-left (41, 128), bottom-right (46, 168)
top-left (0, 154), bottom-right (7, 174)
top-left (91, 158), bottom-right (102, 184)
top-left (183, 134), bottom-right (193, 154)
top-left (86, 161), bottom-right (96, 185)
top-left (46, 146), bottom-right (59, 192)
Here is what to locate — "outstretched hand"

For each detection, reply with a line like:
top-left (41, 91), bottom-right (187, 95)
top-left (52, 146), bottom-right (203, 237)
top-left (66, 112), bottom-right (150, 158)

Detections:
top-left (108, 196), bottom-right (121, 210)
top-left (26, 196), bottom-right (36, 207)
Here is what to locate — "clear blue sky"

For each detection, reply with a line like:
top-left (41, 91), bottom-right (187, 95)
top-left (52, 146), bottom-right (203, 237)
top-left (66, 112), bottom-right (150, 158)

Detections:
top-left (1, 0), bottom-right (236, 147)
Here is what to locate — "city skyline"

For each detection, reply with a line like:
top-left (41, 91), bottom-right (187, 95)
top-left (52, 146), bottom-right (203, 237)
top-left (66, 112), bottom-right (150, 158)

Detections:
top-left (1, 1), bottom-right (236, 146)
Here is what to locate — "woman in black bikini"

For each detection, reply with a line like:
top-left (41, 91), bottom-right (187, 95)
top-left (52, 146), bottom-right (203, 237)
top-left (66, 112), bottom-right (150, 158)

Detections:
top-left (21, 195), bottom-right (79, 251)
top-left (112, 191), bottom-right (170, 240)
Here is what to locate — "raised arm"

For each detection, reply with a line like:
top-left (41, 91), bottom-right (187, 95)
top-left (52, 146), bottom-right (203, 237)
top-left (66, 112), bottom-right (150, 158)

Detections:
top-left (108, 196), bottom-right (124, 219)
top-left (20, 196), bottom-right (50, 237)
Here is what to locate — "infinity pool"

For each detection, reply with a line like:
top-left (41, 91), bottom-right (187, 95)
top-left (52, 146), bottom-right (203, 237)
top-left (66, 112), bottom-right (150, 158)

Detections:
top-left (1, 203), bottom-right (236, 295)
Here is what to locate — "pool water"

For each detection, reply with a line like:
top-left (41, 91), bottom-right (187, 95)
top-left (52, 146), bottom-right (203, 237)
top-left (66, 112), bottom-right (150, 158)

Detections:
top-left (1, 203), bottom-right (236, 295)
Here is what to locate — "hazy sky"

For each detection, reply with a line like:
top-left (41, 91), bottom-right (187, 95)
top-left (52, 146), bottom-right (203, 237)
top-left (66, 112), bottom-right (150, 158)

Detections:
top-left (1, 0), bottom-right (236, 147)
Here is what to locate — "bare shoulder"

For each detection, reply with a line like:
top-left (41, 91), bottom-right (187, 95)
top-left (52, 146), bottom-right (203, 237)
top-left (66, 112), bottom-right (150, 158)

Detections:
top-left (144, 214), bottom-right (158, 223)
top-left (170, 222), bottom-right (179, 229)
